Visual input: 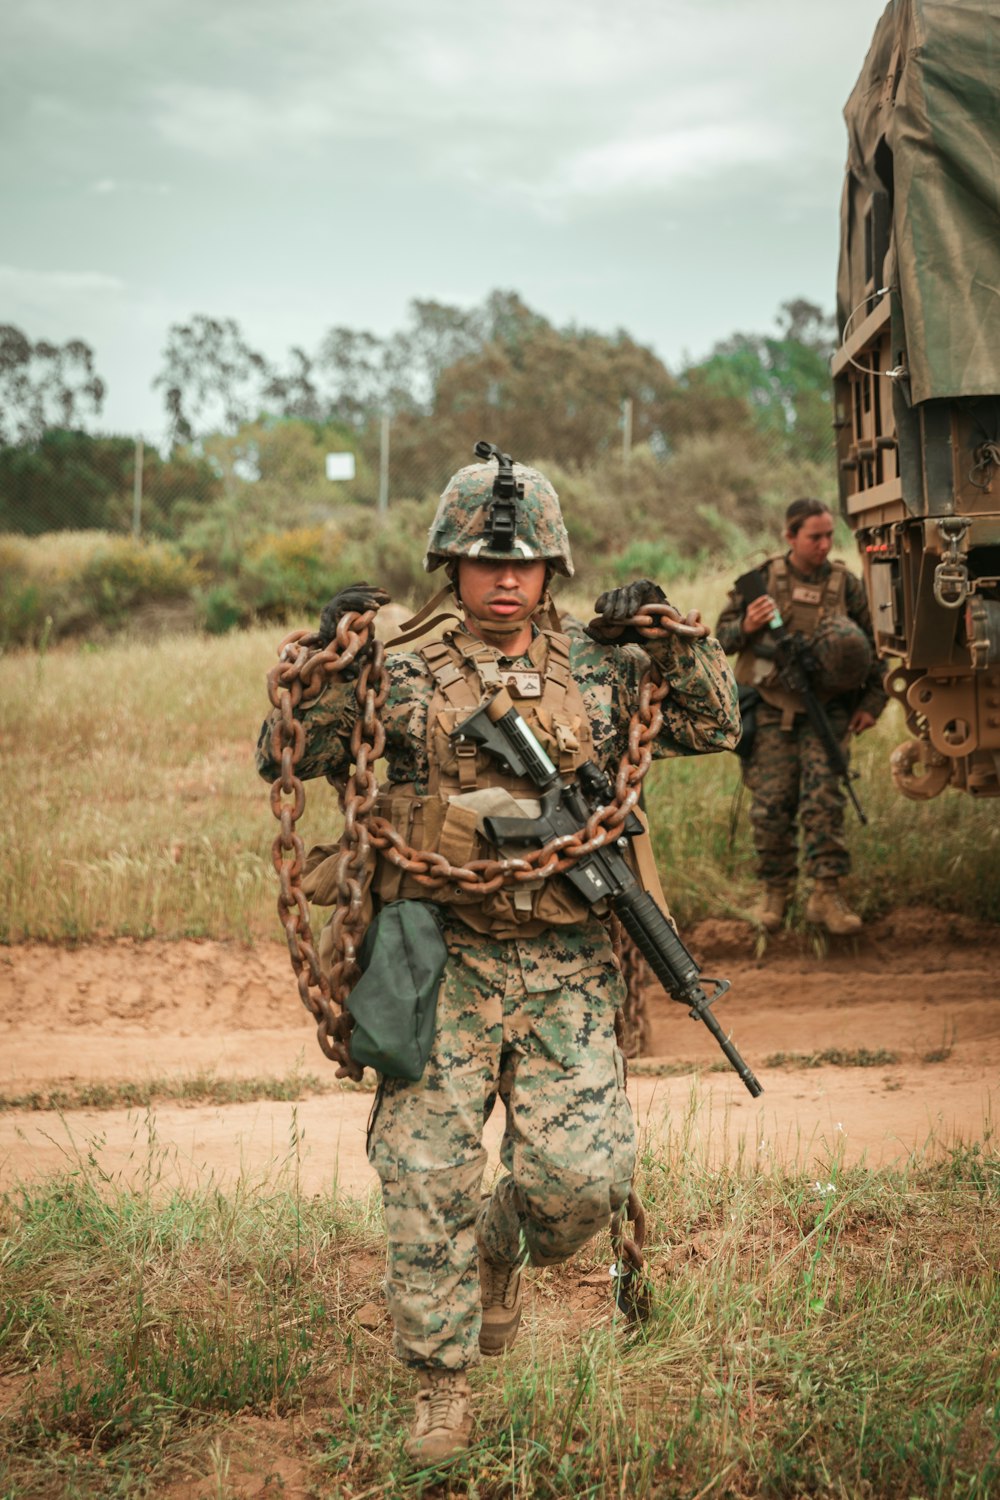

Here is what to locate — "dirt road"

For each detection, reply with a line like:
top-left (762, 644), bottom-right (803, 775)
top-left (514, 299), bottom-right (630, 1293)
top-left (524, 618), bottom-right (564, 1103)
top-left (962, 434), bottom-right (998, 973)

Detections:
top-left (1, 906), bottom-right (996, 1194)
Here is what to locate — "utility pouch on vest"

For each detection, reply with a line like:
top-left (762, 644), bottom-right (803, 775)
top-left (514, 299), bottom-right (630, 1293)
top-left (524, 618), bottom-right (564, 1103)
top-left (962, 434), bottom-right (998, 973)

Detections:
top-left (347, 900), bottom-right (447, 1081)
top-left (734, 685), bottom-right (761, 762)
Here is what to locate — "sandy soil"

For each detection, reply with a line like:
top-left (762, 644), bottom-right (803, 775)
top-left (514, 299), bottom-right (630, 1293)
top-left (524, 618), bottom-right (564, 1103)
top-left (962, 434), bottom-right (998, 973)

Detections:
top-left (2, 905), bottom-right (996, 1193)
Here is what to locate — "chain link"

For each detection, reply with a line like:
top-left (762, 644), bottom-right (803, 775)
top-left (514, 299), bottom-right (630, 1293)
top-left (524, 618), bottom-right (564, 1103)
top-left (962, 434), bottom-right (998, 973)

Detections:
top-left (266, 609), bottom-right (385, 1080)
top-left (611, 914), bottom-right (652, 1061)
top-left (610, 1187), bottom-right (650, 1321)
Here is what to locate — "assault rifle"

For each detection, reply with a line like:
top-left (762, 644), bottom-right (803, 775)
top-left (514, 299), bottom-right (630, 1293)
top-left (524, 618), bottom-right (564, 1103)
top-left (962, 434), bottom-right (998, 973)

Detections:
top-left (735, 568), bottom-right (868, 826)
top-left (452, 690), bottom-right (763, 1098)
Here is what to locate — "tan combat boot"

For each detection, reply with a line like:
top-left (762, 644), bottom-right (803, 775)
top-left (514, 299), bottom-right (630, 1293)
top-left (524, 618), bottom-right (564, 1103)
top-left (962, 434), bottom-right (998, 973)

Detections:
top-left (748, 885), bottom-right (789, 933)
top-left (404, 1369), bottom-right (473, 1464)
top-left (477, 1237), bottom-right (524, 1356)
top-left (805, 878), bottom-right (863, 936)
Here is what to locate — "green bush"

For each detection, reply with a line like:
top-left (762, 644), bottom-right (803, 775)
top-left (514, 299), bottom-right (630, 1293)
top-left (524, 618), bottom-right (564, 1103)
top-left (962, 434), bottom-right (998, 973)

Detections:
top-left (350, 497), bottom-right (438, 604)
top-left (609, 539), bottom-right (708, 586)
top-left (0, 430), bottom-right (221, 537)
top-left (200, 582), bottom-right (245, 635)
top-left (0, 437), bottom-right (843, 642)
top-left (527, 440), bottom-right (827, 593)
top-left (79, 538), bottom-right (200, 628)
top-left (0, 533), bottom-right (202, 644)
top-left (242, 526), bottom-right (345, 619)
top-left (0, 540), bottom-right (47, 646)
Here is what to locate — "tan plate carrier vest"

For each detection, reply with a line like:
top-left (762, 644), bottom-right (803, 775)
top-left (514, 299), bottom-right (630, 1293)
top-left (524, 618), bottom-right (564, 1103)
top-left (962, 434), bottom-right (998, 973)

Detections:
top-left (734, 556), bottom-right (848, 729)
top-left (373, 628), bottom-right (599, 939)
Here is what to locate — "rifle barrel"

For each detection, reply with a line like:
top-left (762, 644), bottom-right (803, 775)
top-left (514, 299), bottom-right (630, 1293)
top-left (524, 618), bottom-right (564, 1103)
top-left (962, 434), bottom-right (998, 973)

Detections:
top-left (613, 886), bottom-right (763, 1098)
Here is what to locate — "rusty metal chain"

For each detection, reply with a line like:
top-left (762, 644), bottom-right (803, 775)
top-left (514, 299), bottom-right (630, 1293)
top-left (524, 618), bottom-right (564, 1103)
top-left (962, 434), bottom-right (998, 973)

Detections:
top-left (267, 603), bottom-right (671, 1067)
top-left (611, 915), bottom-right (653, 1061)
top-left (266, 608), bottom-right (384, 1080)
top-left (610, 1188), bottom-right (651, 1321)
top-left (585, 600), bottom-right (710, 644)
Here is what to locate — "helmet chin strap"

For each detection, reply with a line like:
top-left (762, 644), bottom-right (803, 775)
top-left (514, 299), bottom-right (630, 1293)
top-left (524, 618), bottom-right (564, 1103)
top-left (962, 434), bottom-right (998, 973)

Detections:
top-left (462, 589), bottom-right (552, 643)
top-left (463, 611), bottom-right (526, 638)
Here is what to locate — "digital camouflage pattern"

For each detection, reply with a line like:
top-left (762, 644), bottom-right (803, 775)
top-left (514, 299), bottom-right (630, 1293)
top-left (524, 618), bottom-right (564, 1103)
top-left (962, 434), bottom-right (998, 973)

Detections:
top-left (370, 913), bottom-right (635, 1369)
top-left (425, 461), bottom-right (574, 576)
top-left (743, 700), bottom-right (853, 885)
top-left (256, 616), bottom-right (738, 1373)
top-left (715, 554), bottom-right (886, 886)
top-left (809, 614), bottom-right (874, 699)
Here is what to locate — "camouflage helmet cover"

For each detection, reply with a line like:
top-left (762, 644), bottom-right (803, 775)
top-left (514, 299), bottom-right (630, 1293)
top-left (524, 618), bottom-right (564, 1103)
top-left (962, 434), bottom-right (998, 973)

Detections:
top-left (424, 460), bottom-right (574, 577)
top-left (811, 615), bottom-right (873, 696)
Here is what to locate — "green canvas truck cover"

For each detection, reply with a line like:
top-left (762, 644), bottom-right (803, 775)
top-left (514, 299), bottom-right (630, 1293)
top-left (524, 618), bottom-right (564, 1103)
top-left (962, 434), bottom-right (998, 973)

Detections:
top-left (838, 0), bottom-right (1000, 405)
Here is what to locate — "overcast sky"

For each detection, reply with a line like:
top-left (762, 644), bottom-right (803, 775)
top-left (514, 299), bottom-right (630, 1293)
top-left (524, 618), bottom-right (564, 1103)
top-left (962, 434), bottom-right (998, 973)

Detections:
top-left (3, 0), bottom-right (889, 447)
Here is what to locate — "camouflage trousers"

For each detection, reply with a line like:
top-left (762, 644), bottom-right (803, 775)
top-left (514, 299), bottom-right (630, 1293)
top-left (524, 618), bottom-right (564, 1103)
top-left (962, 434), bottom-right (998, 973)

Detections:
top-left (743, 701), bottom-right (852, 885)
top-left (366, 913), bottom-right (637, 1372)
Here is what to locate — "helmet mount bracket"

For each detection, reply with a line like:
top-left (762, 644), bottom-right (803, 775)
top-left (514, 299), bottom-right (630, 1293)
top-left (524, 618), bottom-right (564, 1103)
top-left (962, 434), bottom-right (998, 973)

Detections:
top-left (473, 439), bottom-right (523, 553)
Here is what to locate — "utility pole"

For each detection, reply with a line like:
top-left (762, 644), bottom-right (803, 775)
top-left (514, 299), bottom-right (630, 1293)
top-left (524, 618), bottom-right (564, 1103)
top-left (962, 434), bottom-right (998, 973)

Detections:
top-left (621, 397), bottom-right (633, 468)
top-left (132, 436), bottom-right (144, 539)
top-left (377, 412), bottom-right (390, 519)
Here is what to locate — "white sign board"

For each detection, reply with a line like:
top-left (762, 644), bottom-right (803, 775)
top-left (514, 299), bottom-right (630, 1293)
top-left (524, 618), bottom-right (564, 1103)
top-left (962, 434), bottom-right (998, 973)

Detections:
top-left (325, 452), bottom-right (356, 482)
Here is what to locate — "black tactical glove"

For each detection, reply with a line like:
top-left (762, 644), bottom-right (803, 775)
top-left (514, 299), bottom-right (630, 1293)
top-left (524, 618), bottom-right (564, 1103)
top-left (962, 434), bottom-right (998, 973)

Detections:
top-left (585, 578), bottom-right (667, 645)
top-left (317, 582), bottom-right (390, 648)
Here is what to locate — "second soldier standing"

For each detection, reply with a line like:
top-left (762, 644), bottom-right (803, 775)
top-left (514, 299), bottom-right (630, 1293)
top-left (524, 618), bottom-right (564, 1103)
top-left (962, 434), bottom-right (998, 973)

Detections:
top-left (714, 497), bottom-right (887, 934)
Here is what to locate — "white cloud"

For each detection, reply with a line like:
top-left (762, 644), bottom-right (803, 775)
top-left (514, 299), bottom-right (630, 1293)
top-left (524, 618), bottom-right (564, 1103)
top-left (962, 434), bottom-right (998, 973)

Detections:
top-left (552, 121), bottom-right (787, 198)
top-left (0, 264), bottom-right (125, 299)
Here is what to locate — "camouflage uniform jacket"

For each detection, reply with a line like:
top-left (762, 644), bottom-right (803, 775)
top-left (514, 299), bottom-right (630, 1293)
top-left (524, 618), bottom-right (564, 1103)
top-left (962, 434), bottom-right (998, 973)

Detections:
top-left (714, 555), bottom-right (887, 722)
top-left (255, 623), bottom-right (739, 932)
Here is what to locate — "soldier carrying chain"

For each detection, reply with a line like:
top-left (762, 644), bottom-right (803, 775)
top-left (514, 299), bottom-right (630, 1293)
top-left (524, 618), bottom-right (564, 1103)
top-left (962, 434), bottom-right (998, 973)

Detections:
top-left (714, 497), bottom-right (887, 936)
top-left (256, 448), bottom-right (740, 1463)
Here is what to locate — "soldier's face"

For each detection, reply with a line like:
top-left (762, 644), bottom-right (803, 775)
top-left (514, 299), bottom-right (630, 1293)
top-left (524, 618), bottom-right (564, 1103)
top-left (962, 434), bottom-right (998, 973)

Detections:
top-left (786, 512), bottom-right (834, 572)
top-left (457, 558), bottom-right (547, 626)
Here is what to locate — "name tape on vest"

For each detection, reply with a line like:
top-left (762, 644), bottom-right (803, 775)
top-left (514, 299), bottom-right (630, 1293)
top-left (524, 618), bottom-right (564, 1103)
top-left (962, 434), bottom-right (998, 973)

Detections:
top-left (501, 670), bottom-right (543, 698)
top-left (791, 584), bottom-right (824, 607)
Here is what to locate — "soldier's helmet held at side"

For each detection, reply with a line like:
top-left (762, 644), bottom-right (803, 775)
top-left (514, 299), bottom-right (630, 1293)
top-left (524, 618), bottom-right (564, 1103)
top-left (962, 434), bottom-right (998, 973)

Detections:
top-left (424, 460), bottom-right (574, 577)
top-left (810, 615), bottom-right (873, 696)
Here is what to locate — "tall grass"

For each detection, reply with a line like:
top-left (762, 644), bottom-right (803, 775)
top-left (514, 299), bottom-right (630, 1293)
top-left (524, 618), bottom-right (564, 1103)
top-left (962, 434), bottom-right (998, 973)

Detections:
top-left (1, 1109), bottom-right (996, 1497)
top-left (2, 583), bottom-right (998, 944)
top-left (0, 627), bottom-right (340, 942)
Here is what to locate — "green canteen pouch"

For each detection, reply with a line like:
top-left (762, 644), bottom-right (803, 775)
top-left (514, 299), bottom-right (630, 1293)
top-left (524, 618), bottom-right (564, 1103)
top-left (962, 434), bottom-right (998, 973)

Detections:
top-left (347, 900), bottom-right (447, 1081)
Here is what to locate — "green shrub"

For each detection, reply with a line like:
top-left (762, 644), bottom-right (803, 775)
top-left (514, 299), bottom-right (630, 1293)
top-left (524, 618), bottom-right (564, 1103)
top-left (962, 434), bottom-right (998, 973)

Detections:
top-left (527, 441), bottom-right (822, 593)
top-left (0, 436), bottom-right (842, 643)
top-left (0, 532), bottom-right (201, 644)
top-left (609, 539), bottom-right (708, 586)
top-left (0, 540), bottom-right (46, 646)
top-left (241, 525), bottom-right (345, 620)
top-left (79, 538), bottom-right (200, 628)
top-left (349, 497), bottom-right (438, 604)
top-left (200, 582), bottom-right (245, 635)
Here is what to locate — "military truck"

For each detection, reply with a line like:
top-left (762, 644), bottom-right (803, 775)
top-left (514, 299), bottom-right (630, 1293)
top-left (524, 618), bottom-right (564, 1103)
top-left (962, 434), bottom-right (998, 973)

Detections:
top-left (833, 0), bottom-right (1000, 798)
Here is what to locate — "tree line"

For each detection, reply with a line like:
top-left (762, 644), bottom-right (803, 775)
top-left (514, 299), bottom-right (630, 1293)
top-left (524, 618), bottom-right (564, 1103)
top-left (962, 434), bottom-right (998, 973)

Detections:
top-left (0, 290), bottom-right (836, 535)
